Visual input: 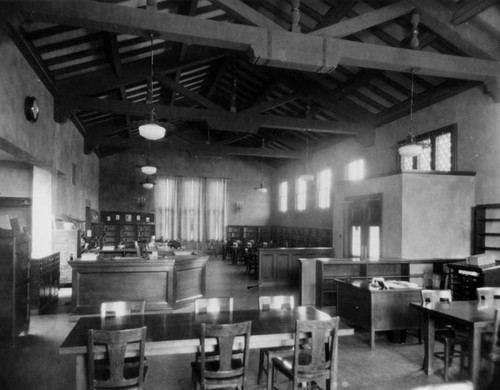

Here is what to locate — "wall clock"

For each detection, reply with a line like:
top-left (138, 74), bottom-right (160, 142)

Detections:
top-left (24, 96), bottom-right (39, 122)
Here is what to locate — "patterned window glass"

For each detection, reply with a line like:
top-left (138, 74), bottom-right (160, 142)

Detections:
top-left (295, 178), bottom-right (307, 211)
top-left (351, 226), bottom-right (361, 257)
top-left (436, 132), bottom-right (452, 171)
top-left (417, 138), bottom-right (431, 171)
top-left (398, 126), bottom-right (455, 172)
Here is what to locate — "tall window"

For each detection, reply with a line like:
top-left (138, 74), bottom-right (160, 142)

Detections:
top-left (317, 169), bottom-right (331, 209)
top-left (279, 181), bottom-right (288, 212)
top-left (399, 124), bottom-right (456, 171)
top-left (346, 159), bottom-right (365, 181)
top-left (155, 177), bottom-right (227, 242)
top-left (295, 178), bottom-right (307, 211)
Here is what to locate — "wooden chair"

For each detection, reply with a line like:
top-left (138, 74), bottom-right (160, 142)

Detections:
top-left (270, 317), bottom-right (340, 390)
top-left (477, 287), bottom-right (500, 303)
top-left (421, 289), bottom-right (467, 381)
top-left (194, 297), bottom-right (233, 314)
top-left (245, 247), bottom-right (258, 275)
top-left (87, 326), bottom-right (147, 390)
top-left (191, 321), bottom-right (251, 390)
top-left (483, 308), bottom-right (500, 386)
top-left (101, 301), bottom-right (146, 317)
top-left (257, 295), bottom-right (296, 388)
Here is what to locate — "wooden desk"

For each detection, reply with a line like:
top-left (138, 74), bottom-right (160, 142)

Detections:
top-left (60, 307), bottom-right (354, 390)
top-left (337, 280), bottom-right (421, 347)
top-left (410, 300), bottom-right (500, 385)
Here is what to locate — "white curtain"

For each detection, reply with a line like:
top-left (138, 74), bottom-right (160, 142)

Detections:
top-left (205, 178), bottom-right (227, 241)
top-left (155, 177), bottom-right (226, 242)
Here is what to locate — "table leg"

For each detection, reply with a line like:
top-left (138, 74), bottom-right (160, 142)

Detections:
top-left (467, 326), bottom-right (481, 385)
top-left (370, 328), bottom-right (375, 348)
top-left (423, 313), bottom-right (435, 375)
top-left (75, 354), bottom-right (87, 390)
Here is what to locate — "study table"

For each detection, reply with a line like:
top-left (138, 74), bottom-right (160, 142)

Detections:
top-left (60, 306), bottom-right (354, 390)
top-left (410, 300), bottom-right (500, 385)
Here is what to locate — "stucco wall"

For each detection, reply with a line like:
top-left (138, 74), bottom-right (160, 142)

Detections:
top-left (99, 146), bottom-right (271, 228)
top-left (0, 32), bottom-right (99, 225)
top-left (401, 174), bottom-right (475, 259)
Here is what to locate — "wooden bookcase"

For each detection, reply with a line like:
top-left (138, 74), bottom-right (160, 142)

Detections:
top-left (474, 203), bottom-right (500, 259)
top-left (100, 211), bottom-right (155, 246)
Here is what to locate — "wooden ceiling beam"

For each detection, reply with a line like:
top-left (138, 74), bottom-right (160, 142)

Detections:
top-left (57, 47), bottom-right (227, 96)
top-left (313, 0), bottom-right (358, 30)
top-left (209, 0), bottom-right (283, 30)
top-left (58, 94), bottom-right (369, 136)
top-left (241, 93), bottom-right (300, 114)
top-left (314, 1), bottom-right (415, 38)
top-left (451, 0), bottom-right (497, 26)
top-left (155, 73), bottom-right (225, 111)
top-left (14, 1), bottom-right (500, 80)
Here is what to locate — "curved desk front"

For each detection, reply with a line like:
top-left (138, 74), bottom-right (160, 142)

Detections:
top-left (69, 256), bottom-right (208, 315)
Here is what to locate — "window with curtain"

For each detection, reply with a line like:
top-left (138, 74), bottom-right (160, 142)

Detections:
top-left (155, 177), bottom-right (227, 242)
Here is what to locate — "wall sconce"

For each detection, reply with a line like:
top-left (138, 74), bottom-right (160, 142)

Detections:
top-left (137, 197), bottom-right (146, 210)
top-left (234, 201), bottom-right (243, 212)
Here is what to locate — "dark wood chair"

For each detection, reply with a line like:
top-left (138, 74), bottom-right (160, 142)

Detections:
top-left (87, 326), bottom-right (147, 390)
top-left (421, 289), bottom-right (467, 381)
top-left (191, 321), bottom-right (251, 390)
top-left (245, 247), bottom-right (258, 275)
top-left (101, 301), bottom-right (146, 317)
top-left (256, 295), bottom-right (296, 388)
top-left (194, 297), bottom-right (233, 314)
top-left (270, 317), bottom-right (340, 390)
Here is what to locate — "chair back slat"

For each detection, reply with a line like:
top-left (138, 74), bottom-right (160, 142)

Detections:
top-left (87, 326), bottom-right (147, 390)
top-left (421, 289), bottom-right (452, 304)
top-left (477, 287), bottom-right (500, 302)
top-left (292, 317), bottom-right (339, 386)
top-left (100, 301), bottom-right (145, 318)
top-left (198, 321), bottom-right (251, 387)
top-left (194, 297), bottom-right (233, 314)
top-left (258, 295), bottom-right (295, 311)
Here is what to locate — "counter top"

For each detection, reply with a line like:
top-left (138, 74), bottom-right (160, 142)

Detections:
top-left (315, 257), bottom-right (463, 264)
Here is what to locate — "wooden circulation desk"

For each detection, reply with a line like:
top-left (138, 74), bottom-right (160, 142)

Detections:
top-left (69, 256), bottom-right (208, 315)
top-left (258, 247), bottom-right (335, 286)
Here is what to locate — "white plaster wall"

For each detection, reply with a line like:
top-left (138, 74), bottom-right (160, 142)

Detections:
top-left (0, 32), bottom-right (99, 224)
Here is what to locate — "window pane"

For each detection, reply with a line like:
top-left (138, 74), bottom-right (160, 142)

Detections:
top-left (347, 159), bottom-right (365, 181)
top-left (351, 226), bottom-right (361, 257)
top-left (317, 169), bottom-right (331, 209)
top-left (369, 226), bottom-right (380, 259)
top-left (296, 178), bottom-right (306, 211)
top-left (416, 138), bottom-right (431, 170)
top-left (436, 132), bottom-right (452, 171)
top-left (279, 181), bottom-right (288, 212)
top-left (401, 156), bottom-right (414, 171)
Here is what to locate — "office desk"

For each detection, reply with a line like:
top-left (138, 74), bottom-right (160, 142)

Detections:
top-left (60, 307), bottom-right (354, 390)
top-left (410, 300), bottom-right (500, 385)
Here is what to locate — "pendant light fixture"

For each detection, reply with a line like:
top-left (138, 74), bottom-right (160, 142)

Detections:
top-left (255, 138), bottom-right (268, 193)
top-left (398, 11), bottom-right (428, 158)
top-left (140, 142), bottom-right (159, 175)
top-left (137, 32), bottom-right (167, 141)
top-left (141, 176), bottom-right (155, 190)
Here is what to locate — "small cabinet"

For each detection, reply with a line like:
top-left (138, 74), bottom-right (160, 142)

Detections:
top-left (0, 233), bottom-right (30, 343)
top-left (30, 253), bottom-right (60, 314)
top-left (447, 261), bottom-right (500, 300)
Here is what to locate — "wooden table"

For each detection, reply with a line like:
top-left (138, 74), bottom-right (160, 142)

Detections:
top-left (337, 280), bottom-right (421, 347)
top-left (60, 306), bottom-right (354, 390)
top-left (410, 300), bottom-right (500, 385)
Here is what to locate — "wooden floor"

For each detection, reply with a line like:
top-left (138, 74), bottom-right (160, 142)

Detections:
top-left (0, 256), bottom-right (473, 390)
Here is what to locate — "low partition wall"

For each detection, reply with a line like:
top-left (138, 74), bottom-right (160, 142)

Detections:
top-left (70, 255), bottom-right (208, 315)
top-left (310, 257), bottom-right (462, 307)
top-left (258, 247), bottom-right (335, 286)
